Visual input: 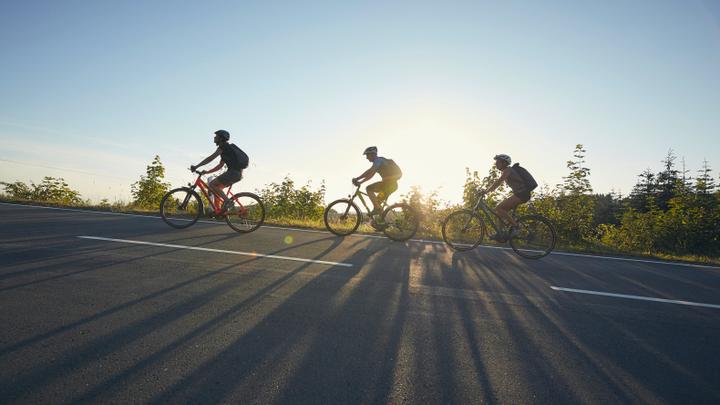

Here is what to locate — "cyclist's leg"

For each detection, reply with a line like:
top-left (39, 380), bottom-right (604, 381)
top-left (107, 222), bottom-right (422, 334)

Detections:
top-left (497, 195), bottom-right (524, 228)
top-left (366, 181), bottom-right (384, 213)
top-left (213, 170), bottom-right (243, 209)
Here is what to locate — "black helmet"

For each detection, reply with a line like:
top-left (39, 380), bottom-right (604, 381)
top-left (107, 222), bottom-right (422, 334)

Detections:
top-left (214, 129), bottom-right (230, 141)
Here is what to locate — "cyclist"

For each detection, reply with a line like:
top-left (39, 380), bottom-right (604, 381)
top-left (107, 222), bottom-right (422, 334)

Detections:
top-left (190, 130), bottom-right (248, 213)
top-left (481, 154), bottom-right (534, 239)
top-left (352, 146), bottom-right (402, 223)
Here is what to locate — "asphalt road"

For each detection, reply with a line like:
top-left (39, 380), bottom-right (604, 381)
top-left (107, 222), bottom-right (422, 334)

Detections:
top-left (1, 202), bottom-right (719, 404)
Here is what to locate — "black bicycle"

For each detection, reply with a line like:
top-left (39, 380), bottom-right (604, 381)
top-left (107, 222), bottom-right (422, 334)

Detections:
top-left (441, 193), bottom-right (556, 259)
top-left (324, 184), bottom-right (419, 241)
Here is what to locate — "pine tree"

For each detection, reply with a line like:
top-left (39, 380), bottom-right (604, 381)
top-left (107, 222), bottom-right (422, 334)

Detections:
top-left (656, 149), bottom-right (679, 209)
top-left (695, 159), bottom-right (716, 195)
top-left (629, 169), bottom-right (656, 211)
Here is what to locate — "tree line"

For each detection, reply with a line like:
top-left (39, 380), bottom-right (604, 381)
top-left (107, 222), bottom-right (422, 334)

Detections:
top-left (2, 146), bottom-right (718, 258)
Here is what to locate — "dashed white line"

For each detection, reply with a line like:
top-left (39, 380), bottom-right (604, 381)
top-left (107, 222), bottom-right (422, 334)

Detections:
top-left (76, 236), bottom-right (353, 267)
top-left (551, 286), bottom-right (720, 310)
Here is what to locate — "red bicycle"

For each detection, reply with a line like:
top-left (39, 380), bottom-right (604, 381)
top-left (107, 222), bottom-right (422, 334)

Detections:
top-left (160, 169), bottom-right (265, 233)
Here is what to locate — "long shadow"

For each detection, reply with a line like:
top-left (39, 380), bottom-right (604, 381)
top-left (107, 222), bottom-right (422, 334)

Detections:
top-left (469, 249), bottom-right (720, 403)
top-left (0, 233), bottom-right (346, 358)
top-left (1, 234), bottom-right (351, 403)
top-left (68, 236), bottom-right (349, 403)
top-left (147, 238), bottom-right (402, 404)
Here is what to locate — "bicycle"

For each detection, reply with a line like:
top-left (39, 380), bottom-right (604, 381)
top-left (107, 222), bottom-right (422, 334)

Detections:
top-left (160, 169), bottom-right (265, 233)
top-left (441, 192), bottom-right (556, 259)
top-left (323, 184), bottom-right (419, 241)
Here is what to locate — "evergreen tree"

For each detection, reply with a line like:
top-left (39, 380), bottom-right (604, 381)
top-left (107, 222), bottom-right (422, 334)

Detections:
top-left (629, 169), bottom-right (656, 211)
top-left (656, 149), bottom-right (679, 209)
top-left (695, 159), bottom-right (716, 195)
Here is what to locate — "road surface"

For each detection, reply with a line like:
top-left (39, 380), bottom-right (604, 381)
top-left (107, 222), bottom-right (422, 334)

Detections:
top-left (1, 202), bottom-right (719, 404)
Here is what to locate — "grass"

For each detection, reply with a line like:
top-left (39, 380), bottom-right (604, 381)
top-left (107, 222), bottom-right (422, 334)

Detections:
top-left (2, 196), bottom-right (718, 266)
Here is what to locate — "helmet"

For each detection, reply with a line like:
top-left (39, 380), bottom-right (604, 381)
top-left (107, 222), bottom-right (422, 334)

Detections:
top-left (214, 129), bottom-right (230, 141)
top-left (363, 146), bottom-right (378, 155)
top-left (494, 154), bottom-right (511, 165)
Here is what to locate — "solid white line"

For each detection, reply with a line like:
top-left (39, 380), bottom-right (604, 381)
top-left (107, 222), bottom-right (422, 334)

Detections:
top-left (76, 236), bottom-right (353, 267)
top-left (550, 286), bottom-right (720, 310)
top-left (3, 202), bottom-right (720, 270)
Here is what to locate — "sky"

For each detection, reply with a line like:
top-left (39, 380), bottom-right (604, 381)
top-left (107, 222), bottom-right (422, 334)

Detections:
top-left (1, 0), bottom-right (719, 204)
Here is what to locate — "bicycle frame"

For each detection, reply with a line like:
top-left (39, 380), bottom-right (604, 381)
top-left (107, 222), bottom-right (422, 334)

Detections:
top-left (188, 174), bottom-right (236, 215)
top-left (347, 185), bottom-right (388, 216)
top-left (469, 197), bottom-right (512, 234)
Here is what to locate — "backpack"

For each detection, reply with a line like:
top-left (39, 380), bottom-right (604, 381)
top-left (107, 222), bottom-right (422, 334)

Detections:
top-left (230, 144), bottom-right (249, 169)
top-left (380, 159), bottom-right (402, 180)
top-left (512, 163), bottom-right (537, 191)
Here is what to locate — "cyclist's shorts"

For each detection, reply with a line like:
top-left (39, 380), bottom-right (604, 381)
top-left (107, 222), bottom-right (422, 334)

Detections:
top-left (367, 180), bottom-right (398, 201)
top-left (514, 190), bottom-right (532, 203)
top-left (216, 169), bottom-right (243, 186)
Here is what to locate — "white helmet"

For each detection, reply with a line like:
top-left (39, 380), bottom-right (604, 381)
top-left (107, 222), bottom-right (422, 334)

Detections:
top-left (494, 154), bottom-right (511, 165)
top-left (363, 146), bottom-right (378, 155)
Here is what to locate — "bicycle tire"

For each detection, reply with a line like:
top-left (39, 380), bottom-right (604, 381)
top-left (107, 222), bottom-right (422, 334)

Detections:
top-left (509, 214), bottom-right (557, 259)
top-left (441, 210), bottom-right (486, 251)
top-left (160, 187), bottom-right (203, 229)
top-left (324, 199), bottom-right (361, 236)
top-left (381, 203), bottom-right (419, 242)
top-left (225, 192), bottom-right (265, 233)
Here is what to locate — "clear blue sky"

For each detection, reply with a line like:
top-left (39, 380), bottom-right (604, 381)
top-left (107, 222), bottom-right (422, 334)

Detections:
top-left (1, 0), bottom-right (719, 203)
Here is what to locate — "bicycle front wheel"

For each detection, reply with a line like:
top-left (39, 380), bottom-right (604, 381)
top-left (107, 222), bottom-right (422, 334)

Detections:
top-left (160, 187), bottom-right (203, 229)
top-left (324, 199), bottom-right (361, 236)
top-left (381, 203), bottom-right (419, 241)
top-left (225, 192), bottom-right (265, 233)
top-left (509, 215), bottom-right (556, 259)
top-left (441, 210), bottom-right (486, 251)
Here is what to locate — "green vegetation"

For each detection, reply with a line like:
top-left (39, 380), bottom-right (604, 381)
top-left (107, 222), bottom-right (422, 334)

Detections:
top-left (2, 148), bottom-right (719, 265)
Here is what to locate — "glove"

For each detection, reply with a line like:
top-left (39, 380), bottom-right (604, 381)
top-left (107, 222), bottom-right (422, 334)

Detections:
top-left (352, 178), bottom-right (360, 186)
top-left (190, 165), bottom-right (197, 173)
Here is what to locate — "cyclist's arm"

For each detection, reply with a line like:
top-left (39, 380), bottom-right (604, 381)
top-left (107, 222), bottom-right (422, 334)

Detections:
top-left (485, 169), bottom-right (509, 193)
top-left (192, 148), bottom-right (222, 170)
top-left (354, 167), bottom-right (377, 183)
top-left (205, 161), bottom-right (225, 174)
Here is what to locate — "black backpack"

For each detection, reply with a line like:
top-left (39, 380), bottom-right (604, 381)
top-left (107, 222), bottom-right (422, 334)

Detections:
top-left (380, 159), bottom-right (402, 179)
top-left (512, 163), bottom-right (537, 191)
top-left (230, 144), bottom-right (249, 169)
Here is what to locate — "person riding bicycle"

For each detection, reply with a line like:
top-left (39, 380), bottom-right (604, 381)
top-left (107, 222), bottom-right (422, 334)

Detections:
top-left (481, 154), bottom-right (536, 239)
top-left (352, 146), bottom-right (402, 223)
top-left (189, 129), bottom-right (249, 214)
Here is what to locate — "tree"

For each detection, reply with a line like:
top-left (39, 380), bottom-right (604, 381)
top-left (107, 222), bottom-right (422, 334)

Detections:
top-left (258, 175), bottom-right (326, 220)
top-left (554, 144), bottom-right (595, 243)
top-left (695, 159), bottom-right (716, 195)
top-left (656, 149), bottom-right (680, 209)
top-left (560, 144), bottom-right (593, 195)
top-left (1, 177), bottom-right (82, 204)
top-left (629, 169), bottom-right (656, 211)
top-left (131, 155), bottom-right (171, 208)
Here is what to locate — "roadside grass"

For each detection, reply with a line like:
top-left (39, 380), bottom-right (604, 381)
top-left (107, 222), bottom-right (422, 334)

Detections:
top-left (1, 197), bottom-right (718, 266)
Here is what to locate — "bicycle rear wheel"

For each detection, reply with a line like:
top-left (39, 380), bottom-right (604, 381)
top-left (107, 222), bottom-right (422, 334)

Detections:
top-left (324, 199), bottom-right (361, 236)
top-left (441, 210), bottom-right (486, 251)
top-left (160, 187), bottom-right (203, 229)
top-left (381, 203), bottom-right (419, 241)
top-left (225, 192), bottom-right (265, 233)
top-left (509, 215), bottom-right (556, 259)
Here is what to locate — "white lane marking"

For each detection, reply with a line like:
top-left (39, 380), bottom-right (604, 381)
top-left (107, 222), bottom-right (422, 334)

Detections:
top-left (3, 202), bottom-right (720, 270)
top-left (76, 236), bottom-right (353, 267)
top-left (551, 286), bottom-right (720, 310)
